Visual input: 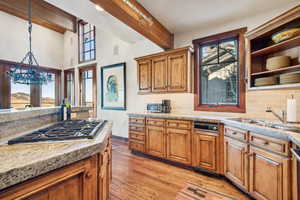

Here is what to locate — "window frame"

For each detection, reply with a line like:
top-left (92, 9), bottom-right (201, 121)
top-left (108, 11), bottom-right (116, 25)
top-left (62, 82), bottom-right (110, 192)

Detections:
top-left (78, 20), bottom-right (96, 64)
top-left (0, 59), bottom-right (61, 109)
top-left (64, 68), bottom-right (75, 105)
top-left (79, 64), bottom-right (97, 117)
top-left (193, 27), bottom-right (247, 113)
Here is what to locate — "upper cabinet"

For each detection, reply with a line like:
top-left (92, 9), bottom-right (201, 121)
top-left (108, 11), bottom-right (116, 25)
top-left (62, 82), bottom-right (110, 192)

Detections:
top-left (137, 59), bottom-right (152, 93)
top-left (135, 46), bottom-right (193, 94)
top-left (152, 56), bottom-right (168, 92)
top-left (245, 6), bottom-right (300, 90)
top-left (168, 52), bottom-right (188, 92)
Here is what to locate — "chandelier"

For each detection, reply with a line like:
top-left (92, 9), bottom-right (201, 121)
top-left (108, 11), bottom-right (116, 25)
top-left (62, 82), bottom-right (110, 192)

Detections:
top-left (7, 0), bottom-right (52, 85)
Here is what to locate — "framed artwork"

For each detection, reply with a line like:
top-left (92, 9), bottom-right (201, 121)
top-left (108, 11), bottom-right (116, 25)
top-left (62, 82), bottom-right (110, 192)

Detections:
top-left (101, 62), bottom-right (126, 110)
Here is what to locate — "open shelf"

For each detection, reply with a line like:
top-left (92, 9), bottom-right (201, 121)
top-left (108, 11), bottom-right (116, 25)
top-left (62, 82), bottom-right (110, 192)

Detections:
top-left (251, 35), bottom-right (300, 57)
top-left (248, 83), bottom-right (300, 91)
top-left (251, 64), bottom-right (300, 77)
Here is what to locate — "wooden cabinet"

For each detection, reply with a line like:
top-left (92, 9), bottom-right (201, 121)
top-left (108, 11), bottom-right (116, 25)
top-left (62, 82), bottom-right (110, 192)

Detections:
top-left (129, 117), bottom-right (146, 153)
top-left (137, 59), bottom-right (151, 93)
top-left (146, 125), bottom-right (166, 158)
top-left (166, 128), bottom-right (191, 164)
top-left (192, 131), bottom-right (218, 172)
top-left (249, 146), bottom-right (290, 200)
top-left (224, 137), bottom-right (249, 191)
top-left (224, 126), bottom-right (292, 200)
top-left (1, 155), bottom-right (98, 200)
top-left (152, 56), bottom-right (168, 92)
top-left (167, 52), bottom-right (187, 92)
top-left (0, 136), bottom-right (112, 200)
top-left (99, 147), bottom-right (110, 200)
top-left (135, 46), bottom-right (193, 94)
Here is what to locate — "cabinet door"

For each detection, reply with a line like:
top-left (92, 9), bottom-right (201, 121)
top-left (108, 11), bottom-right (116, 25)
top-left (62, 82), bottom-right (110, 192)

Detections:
top-left (193, 133), bottom-right (217, 171)
top-left (48, 175), bottom-right (84, 200)
top-left (249, 146), bottom-right (290, 200)
top-left (151, 56), bottom-right (168, 92)
top-left (224, 137), bottom-right (249, 191)
top-left (166, 128), bottom-right (191, 164)
top-left (99, 150), bottom-right (109, 200)
top-left (137, 60), bottom-right (151, 93)
top-left (167, 52), bottom-right (187, 92)
top-left (146, 126), bottom-right (166, 158)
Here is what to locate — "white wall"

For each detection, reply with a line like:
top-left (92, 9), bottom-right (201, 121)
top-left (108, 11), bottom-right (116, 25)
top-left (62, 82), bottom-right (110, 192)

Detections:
top-left (63, 27), bottom-right (163, 137)
top-left (0, 11), bottom-right (64, 68)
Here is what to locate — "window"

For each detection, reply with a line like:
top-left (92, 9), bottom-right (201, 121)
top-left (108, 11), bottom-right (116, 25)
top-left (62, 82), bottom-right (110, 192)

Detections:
top-left (11, 80), bottom-right (30, 108)
top-left (41, 74), bottom-right (56, 107)
top-left (79, 66), bottom-right (97, 117)
top-left (64, 69), bottom-right (75, 105)
top-left (193, 28), bottom-right (246, 113)
top-left (0, 60), bottom-right (61, 109)
top-left (81, 70), bottom-right (93, 107)
top-left (78, 20), bottom-right (96, 63)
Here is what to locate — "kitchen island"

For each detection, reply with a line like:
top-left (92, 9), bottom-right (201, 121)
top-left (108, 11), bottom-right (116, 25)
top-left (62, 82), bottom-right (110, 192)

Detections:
top-left (0, 120), bottom-right (112, 200)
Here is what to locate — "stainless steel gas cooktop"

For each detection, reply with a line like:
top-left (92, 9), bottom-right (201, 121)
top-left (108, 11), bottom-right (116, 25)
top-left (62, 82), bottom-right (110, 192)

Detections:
top-left (8, 120), bottom-right (107, 145)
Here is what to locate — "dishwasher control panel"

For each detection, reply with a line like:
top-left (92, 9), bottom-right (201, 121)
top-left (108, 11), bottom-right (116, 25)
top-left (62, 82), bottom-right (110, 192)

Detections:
top-left (194, 121), bottom-right (219, 132)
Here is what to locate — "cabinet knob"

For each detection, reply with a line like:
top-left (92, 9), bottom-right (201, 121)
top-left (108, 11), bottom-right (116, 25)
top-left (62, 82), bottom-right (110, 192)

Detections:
top-left (85, 172), bottom-right (92, 179)
top-left (264, 141), bottom-right (269, 145)
top-left (232, 132), bottom-right (237, 135)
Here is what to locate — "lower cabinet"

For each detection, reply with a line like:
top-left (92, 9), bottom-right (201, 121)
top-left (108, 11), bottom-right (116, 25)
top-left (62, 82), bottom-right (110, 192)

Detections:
top-left (224, 137), bottom-right (249, 191)
top-left (166, 128), bottom-right (191, 165)
top-left (192, 132), bottom-right (218, 172)
top-left (99, 147), bottom-right (110, 200)
top-left (224, 126), bottom-right (292, 200)
top-left (249, 146), bottom-right (290, 200)
top-left (146, 125), bottom-right (166, 158)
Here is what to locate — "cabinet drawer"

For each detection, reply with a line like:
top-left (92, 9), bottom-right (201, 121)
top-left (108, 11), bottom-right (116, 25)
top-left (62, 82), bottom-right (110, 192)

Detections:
top-left (249, 132), bottom-right (290, 156)
top-left (224, 126), bottom-right (248, 142)
top-left (146, 118), bottom-right (165, 127)
top-left (129, 132), bottom-right (145, 141)
top-left (129, 117), bottom-right (145, 125)
top-left (129, 140), bottom-right (145, 152)
top-left (166, 119), bottom-right (191, 130)
top-left (129, 125), bottom-right (145, 132)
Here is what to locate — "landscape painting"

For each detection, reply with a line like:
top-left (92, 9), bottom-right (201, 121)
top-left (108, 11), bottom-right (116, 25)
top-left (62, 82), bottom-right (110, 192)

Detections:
top-left (101, 63), bottom-right (126, 110)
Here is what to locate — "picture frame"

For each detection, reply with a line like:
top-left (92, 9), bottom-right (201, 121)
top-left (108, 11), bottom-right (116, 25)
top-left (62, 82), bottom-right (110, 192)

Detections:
top-left (101, 62), bottom-right (126, 110)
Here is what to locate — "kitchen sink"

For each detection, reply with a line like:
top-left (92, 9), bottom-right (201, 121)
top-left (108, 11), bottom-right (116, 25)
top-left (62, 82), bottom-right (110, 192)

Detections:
top-left (231, 118), bottom-right (300, 133)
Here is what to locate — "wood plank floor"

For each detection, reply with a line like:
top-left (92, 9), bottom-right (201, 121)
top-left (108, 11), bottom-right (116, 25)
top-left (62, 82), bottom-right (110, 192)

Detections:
top-left (110, 138), bottom-right (250, 200)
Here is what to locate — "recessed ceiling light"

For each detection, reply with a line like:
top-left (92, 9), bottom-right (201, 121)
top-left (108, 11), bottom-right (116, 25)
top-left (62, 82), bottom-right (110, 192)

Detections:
top-left (95, 5), bottom-right (104, 12)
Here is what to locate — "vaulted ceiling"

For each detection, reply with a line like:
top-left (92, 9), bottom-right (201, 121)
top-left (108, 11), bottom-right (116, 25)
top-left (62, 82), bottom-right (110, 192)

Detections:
top-left (44, 0), bottom-right (299, 44)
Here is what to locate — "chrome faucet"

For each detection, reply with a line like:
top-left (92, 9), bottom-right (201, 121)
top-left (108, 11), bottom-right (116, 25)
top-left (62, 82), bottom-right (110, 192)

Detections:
top-left (265, 107), bottom-right (287, 124)
top-left (25, 104), bottom-right (33, 108)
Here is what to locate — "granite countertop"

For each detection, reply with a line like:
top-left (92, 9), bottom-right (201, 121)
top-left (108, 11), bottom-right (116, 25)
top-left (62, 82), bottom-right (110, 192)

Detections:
top-left (128, 112), bottom-right (300, 147)
top-left (0, 121), bottom-right (112, 191)
top-left (127, 112), bottom-right (233, 123)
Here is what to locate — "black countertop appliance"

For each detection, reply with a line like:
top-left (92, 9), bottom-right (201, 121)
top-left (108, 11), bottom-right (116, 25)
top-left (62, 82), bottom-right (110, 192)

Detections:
top-left (147, 99), bottom-right (171, 113)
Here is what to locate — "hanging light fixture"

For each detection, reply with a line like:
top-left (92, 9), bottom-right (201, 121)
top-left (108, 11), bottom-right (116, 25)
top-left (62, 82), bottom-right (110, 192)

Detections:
top-left (7, 0), bottom-right (52, 85)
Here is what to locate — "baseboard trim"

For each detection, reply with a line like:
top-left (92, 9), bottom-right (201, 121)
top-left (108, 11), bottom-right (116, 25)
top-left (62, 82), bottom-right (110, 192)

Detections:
top-left (112, 135), bottom-right (129, 142)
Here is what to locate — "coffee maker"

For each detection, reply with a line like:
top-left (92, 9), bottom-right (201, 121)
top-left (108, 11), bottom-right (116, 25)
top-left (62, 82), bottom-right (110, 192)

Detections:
top-left (161, 99), bottom-right (171, 113)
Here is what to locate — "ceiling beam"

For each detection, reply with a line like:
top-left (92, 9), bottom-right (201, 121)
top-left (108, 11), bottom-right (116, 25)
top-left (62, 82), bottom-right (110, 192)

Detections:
top-left (90, 0), bottom-right (174, 50)
top-left (0, 0), bottom-right (77, 34)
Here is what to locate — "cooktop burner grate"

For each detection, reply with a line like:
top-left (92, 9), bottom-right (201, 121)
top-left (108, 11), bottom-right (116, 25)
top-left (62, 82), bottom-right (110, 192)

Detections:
top-left (8, 120), bottom-right (107, 145)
